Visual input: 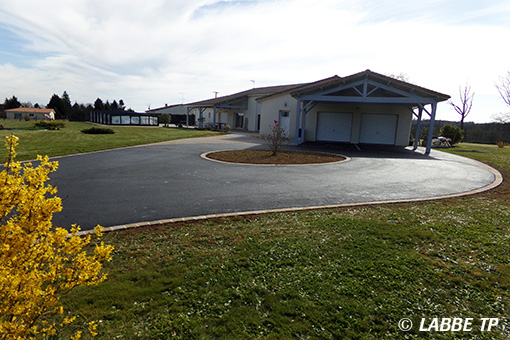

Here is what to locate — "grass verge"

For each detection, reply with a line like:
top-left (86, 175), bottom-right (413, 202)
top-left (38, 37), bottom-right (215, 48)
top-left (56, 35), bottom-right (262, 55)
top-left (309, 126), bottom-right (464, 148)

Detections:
top-left (0, 120), bottom-right (219, 161)
top-left (60, 143), bottom-right (509, 339)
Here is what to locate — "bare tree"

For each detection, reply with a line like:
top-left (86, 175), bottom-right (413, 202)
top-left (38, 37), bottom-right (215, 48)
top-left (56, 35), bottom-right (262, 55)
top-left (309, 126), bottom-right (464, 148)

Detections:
top-left (494, 71), bottom-right (510, 122)
top-left (386, 72), bottom-right (410, 82)
top-left (449, 83), bottom-right (474, 130)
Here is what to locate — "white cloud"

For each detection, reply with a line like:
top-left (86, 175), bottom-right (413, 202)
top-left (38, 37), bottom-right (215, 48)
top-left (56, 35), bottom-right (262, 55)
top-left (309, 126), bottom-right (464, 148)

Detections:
top-left (0, 0), bottom-right (509, 121)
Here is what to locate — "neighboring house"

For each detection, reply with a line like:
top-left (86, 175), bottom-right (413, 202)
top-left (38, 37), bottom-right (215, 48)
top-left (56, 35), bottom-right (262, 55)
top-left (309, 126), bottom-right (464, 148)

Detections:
top-left (5, 108), bottom-right (55, 120)
top-left (181, 70), bottom-right (450, 154)
top-left (89, 110), bottom-right (159, 126)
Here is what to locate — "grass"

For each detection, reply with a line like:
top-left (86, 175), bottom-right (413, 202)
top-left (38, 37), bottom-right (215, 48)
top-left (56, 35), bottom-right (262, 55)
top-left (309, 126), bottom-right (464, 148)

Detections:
top-left (57, 142), bottom-right (510, 339)
top-left (0, 120), bottom-right (219, 161)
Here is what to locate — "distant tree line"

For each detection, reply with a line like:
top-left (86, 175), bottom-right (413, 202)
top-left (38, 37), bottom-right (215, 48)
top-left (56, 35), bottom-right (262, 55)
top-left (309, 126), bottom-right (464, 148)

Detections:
top-left (411, 120), bottom-right (510, 144)
top-left (2, 92), bottom-right (133, 121)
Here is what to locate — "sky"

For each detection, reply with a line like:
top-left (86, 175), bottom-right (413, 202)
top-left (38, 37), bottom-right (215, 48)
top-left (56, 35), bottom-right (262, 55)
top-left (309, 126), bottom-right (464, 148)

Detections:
top-left (1, 0), bottom-right (510, 123)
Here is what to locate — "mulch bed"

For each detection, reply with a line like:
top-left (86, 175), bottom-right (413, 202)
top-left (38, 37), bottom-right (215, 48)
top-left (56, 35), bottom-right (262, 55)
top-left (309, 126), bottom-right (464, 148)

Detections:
top-left (206, 150), bottom-right (346, 165)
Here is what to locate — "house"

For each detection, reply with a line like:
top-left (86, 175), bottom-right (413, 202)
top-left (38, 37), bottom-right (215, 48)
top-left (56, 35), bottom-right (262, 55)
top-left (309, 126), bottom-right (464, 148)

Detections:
top-left (183, 70), bottom-right (450, 154)
top-left (259, 70), bottom-right (450, 154)
top-left (89, 110), bottom-right (159, 126)
top-left (185, 83), bottom-right (308, 130)
top-left (5, 108), bottom-right (56, 120)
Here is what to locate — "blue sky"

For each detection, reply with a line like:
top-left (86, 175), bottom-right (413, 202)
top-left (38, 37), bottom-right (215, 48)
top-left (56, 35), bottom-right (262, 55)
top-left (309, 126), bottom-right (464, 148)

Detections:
top-left (1, 0), bottom-right (509, 122)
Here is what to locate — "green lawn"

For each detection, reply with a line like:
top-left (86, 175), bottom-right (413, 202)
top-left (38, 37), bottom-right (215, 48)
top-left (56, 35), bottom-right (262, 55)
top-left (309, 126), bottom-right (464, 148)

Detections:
top-left (0, 120), bottom-right (219, 161)
top-left (59, 143), bottom-right (510, 339)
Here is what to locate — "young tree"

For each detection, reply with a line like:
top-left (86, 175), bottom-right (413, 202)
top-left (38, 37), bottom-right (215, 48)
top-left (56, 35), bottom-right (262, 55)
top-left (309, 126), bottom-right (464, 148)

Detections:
top-left (495, 71), bottom-right (510, 122)
top-left (449, 83), bottom-right (474, 130)
top-left (263, 120), bottom-right (289, 156)
top-left (0, 135), bottom-right (114, 339)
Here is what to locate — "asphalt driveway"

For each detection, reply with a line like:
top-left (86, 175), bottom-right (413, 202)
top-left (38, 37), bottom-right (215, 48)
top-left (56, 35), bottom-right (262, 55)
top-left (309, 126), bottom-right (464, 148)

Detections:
top-left (49, 133), bottom-right (501, 231)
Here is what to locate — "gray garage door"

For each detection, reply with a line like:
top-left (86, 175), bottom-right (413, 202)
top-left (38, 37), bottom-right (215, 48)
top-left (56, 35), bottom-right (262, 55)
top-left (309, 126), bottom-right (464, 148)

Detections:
top-left (316, 112), bottom-right (352, 142)
top-left (359, 114), bottom-right (398, 145)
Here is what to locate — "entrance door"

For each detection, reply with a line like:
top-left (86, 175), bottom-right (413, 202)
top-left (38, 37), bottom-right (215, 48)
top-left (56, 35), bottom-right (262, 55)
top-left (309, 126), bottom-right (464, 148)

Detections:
top-left (235, 113), bottom-right (244, 129)
top-left (279, 111), bottom-right (290, 135)
top-left (316, 112), bottom-right (352, 142)
top-left (359, 114), bottom-right (398, 145)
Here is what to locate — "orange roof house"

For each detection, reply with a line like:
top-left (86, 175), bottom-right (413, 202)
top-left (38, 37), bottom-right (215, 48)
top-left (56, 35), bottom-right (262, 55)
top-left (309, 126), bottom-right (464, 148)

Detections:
top-left (5, 108), bottom-right (56, 120)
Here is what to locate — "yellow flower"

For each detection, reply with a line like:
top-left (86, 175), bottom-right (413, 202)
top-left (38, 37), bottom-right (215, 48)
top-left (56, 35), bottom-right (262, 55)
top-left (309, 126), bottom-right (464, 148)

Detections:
top-left (0, 135), bottom-right (114, 339)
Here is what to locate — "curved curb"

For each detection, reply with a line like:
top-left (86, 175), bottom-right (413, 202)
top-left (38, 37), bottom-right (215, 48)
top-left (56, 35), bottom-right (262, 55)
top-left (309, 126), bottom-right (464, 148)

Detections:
top-left (76, 162), bottom-right (503, 237)
top-left (200, 150), bottom-right (351, 167)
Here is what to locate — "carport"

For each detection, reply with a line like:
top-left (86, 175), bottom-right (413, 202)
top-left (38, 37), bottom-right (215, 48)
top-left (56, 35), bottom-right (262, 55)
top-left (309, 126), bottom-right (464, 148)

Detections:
top-left (291, 70), bottom-right (451, 154)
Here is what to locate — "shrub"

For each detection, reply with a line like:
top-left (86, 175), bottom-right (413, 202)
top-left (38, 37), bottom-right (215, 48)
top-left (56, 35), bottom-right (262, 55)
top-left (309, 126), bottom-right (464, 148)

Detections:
top-left (497, 141), bottom-right (506, 148)
top-left (160, 114), bottom-right (170, 127)
top-left (81, 127), bottom-right (115, 134)
top-left (34, 121), bottom-right (66, 130)
top-left (0, 135), bottom-right (114, 339)
top-left (439, 124), bottom-right (464, 145)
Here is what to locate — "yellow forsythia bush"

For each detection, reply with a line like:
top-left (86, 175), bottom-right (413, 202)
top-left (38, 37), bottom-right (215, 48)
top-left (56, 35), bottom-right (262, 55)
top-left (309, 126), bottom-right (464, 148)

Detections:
top-left (0, 135), bottom-right (114, 340)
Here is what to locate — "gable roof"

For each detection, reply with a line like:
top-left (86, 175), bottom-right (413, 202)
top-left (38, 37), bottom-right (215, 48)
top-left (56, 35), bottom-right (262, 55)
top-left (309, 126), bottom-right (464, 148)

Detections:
top-left (5, 108), bottom-right (55, 114)
top-left (290, 69), bottom-right (450, 102)
top-left (256, 75), bottom-right (341, 102)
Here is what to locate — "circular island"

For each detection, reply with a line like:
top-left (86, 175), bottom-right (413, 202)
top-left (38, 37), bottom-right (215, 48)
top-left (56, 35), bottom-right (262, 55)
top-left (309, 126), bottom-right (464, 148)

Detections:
top-left (203, 149), bottom-right (347, 165)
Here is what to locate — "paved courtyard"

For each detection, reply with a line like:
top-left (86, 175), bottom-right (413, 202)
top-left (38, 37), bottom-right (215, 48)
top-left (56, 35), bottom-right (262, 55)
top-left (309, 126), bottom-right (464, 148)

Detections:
top-left (49, 133), bottom-right (501, 231)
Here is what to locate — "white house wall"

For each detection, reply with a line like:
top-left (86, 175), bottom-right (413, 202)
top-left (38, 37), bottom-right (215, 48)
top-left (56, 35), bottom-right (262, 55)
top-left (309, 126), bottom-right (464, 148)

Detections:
top-left (259, 94), bottom-right (298, 139)
top-left (245, 96), bottom-right (261, 131)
